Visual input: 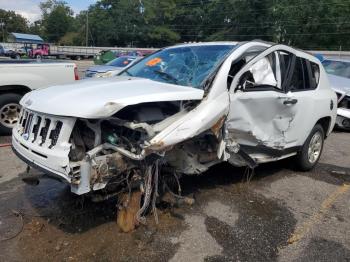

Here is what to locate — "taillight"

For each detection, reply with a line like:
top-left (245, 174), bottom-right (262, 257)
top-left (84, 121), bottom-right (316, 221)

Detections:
top-left (74, 65), bottom-right (79, 80)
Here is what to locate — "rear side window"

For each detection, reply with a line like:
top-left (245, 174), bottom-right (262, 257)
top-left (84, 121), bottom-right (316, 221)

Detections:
top-left (289, 58), bottom-right (305, 91)
top-left (309, 62), bottom-right (320, 89)
top-left (278, 51), bottom-right (293, 88)
top-left (289, 57), bottom-right (319, 91)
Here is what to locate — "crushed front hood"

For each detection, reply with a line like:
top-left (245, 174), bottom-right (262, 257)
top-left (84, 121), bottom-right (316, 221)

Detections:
top-left (21, 76), bottom-right (204, 118)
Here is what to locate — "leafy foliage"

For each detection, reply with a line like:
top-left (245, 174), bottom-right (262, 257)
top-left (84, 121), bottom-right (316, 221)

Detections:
top-left (0, 9), bottom-right (28, 42)
top-left (2, 0), bottom-right (350, 50)
top-left (39, 0), bottom-right (74, 43)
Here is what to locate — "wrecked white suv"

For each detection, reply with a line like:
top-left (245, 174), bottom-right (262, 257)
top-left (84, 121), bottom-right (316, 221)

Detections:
top-left (13, 41), bottom-right (337, 199)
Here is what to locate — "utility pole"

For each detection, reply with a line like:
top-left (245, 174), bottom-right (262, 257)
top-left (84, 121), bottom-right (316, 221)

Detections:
top-left (139, 0), bottom-right (145, 15)
top-left (0, 19), bottom-right (4, 43)
top-left (86, 11), bottom-right (89, 47)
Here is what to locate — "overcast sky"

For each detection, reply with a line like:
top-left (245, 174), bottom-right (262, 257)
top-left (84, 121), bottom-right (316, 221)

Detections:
top-left (0, 0), bottom-right (97, 22)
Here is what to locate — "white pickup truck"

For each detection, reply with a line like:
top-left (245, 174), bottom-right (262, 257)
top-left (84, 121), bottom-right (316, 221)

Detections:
top-left (0, 60), bottom-right (79, 134)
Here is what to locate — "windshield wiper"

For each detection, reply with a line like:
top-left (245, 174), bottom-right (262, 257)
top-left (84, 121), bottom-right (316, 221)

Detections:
top-left (153, 70), bottom-right (179, 84)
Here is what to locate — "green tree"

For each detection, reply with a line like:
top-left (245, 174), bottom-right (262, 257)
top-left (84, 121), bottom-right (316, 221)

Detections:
top-left (0, 9), bottom-right (28, 42)
top-left (269, 0), bottom-right (350, 50)
top-left (40, 0), bottom-right (74, 43)
top-left (20, 0), bottom-right (350, 50)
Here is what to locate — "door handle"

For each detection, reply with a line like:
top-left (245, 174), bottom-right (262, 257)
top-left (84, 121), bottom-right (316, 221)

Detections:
top-left (283, 99), bottom-right (298, 105)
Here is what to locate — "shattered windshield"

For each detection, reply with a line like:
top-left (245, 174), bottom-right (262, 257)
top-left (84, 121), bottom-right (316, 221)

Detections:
top-left (322, 60), bottom-right (350, 79)
top-left (122, 45), bottom-right (235, 88)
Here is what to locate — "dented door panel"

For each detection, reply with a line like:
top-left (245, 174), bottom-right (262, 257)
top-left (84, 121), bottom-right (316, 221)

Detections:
top-left (227, 91), bottom-right (295, 149)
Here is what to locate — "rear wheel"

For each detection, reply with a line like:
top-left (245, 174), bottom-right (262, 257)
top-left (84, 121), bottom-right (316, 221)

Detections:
top-left (0, 93), bottom-right (22, 135)
top-left (295, 124), bottom-right (325, 171)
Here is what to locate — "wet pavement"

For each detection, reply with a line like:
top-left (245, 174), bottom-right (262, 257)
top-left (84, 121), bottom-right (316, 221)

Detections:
top-left (0, 131), bottom-right (349, 262)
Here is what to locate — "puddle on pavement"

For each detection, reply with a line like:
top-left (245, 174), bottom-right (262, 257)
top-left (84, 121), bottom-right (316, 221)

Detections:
top-left (169, 164), bottom-right (297, 262)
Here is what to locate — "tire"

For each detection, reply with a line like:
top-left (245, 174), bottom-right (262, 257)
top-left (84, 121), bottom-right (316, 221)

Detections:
top-left (36, 54), bottom-right (42, 60)
top-left (0, 93), bottom-right (23, 135)
top-left (295, 124), bottom-right (325, 171)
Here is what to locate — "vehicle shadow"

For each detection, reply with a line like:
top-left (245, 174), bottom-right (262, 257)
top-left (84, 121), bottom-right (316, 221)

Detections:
top-left (22, 156), bottom-right (346, 235)
top-left (22, 160), bottom-right (288, 234)
top-left (23, 176), bottom-right (118, 234)
top-left (181, 159), bottom-right (294, 195)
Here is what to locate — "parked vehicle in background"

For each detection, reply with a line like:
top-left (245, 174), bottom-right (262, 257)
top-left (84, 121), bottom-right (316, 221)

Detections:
top-left (0, 45), bottom-right (21, 59)
top-left (93, 50), bottom-right (116, 65)
top-left (5, 49), bottom-right (21, 59)
top-left (0, 60), bottom-right (79, 134)
top-left (15, 46), bottom-right (31, 57)
top-left (322, 58), bottom-right (350, 130)
top-left (85, 56), bottom-right (142, 78)
top-left (13, 41), bottom-right (336, 200)
top-left (93, 49), bottom-right (154, 65)
top-left (29, 43), bottom-right (95, 60)
top-left (0, 44), bottom-right (5, 56)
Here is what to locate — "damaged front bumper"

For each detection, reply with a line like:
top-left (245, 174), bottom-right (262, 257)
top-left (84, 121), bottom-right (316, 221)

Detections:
top-left (12, 110), bottom-right (75, 183)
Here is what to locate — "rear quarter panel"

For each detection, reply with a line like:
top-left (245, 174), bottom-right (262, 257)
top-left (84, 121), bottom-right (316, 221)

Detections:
top-left (296, 63), bottom-right (337, 144)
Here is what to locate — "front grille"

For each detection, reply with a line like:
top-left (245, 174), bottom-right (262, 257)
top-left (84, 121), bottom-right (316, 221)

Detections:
top-left (39, 119), bottom-right (51, 146)
top-left (18, 109), bottom-right (65, 149)
top-left (32, 116), bottom-right (42, 142)
top-left (49, 121), bottom-right (63, 148)
top-left (339, 95), bottom-right (350, 109)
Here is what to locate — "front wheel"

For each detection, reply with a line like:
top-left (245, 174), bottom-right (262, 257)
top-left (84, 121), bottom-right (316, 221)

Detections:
top-left (0, 93), bottom-right (22, 135)
top-left (295, 124), bottom-right (325, 171)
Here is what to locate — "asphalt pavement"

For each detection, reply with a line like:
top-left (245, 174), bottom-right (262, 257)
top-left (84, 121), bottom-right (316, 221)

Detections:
top-left (0, 131), bottom-right (349, 262)
top-left (0, 60), bottom-right (349, 261)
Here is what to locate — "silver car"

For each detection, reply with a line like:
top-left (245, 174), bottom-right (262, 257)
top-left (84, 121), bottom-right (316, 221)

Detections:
top-left (322, 59), bottom-right (350, 130)
top-left (85, 56), bottom-right (142, 78)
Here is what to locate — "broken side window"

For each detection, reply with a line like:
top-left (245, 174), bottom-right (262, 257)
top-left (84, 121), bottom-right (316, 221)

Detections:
top-left (290, 57), bottom-right (319, 91)
top-left (278, 51), bottom-right (293, 88)
top-left (238, 52), bottom-right (281, 91)
top-left (227, 47), bottom-right (267, 89)
top-left (289, 57), bottom-right (305, 91)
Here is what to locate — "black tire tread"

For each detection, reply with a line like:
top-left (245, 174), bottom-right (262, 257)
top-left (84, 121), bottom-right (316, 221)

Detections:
top-left (295, 124), bottom-right (325, 171)
top-left (0, 93), bottom-right (23, 135)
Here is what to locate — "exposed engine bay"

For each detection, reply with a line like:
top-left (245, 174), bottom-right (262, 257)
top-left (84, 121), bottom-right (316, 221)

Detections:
top-left (67, 101), bottom-right (225, 226)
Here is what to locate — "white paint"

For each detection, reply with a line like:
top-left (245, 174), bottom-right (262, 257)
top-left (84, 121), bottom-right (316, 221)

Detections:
top-left (21, 76), bottom-right (204, 118)
top-left (0, 62), bottom-right (77, 91)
